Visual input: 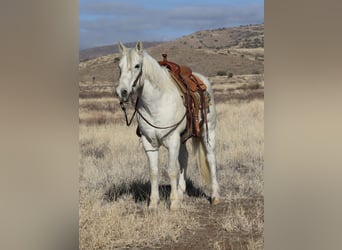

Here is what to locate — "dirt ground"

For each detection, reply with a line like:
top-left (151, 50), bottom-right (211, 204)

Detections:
top-left (162, 198), bottom-right (263, 250)
top-left (104, 196), bottom-right (263, 250)
top-left (102, 178), bottom-right (263, 250)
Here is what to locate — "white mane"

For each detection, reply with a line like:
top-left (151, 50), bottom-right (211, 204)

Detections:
top-left (141, 52), bottom-right (174, 92)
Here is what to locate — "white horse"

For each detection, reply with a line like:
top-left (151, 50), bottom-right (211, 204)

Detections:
top-left (116, 41), bottom-right (219, 210)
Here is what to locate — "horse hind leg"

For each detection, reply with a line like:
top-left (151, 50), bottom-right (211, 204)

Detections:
top-left (178, 143), bottom-right (188, 201)
top-left (202, 129), bottom-right (220, 205)
top-left (206, 144), bottom-right (220, 205)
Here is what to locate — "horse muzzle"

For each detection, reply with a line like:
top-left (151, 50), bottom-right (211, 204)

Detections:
top-left (121, 89), bottom-right (129, 100)
top-left (116, 87), bottom-right (130, 103)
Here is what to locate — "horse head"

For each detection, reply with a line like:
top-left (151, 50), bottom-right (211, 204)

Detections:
top-left (116, 41), bottom-right (144, 103)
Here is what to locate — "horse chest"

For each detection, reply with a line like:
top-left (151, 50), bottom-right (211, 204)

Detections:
top-left (138, 121), bottom-right (167, 148)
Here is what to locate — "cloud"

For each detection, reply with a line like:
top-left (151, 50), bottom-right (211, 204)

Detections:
top-left (80, 1), bottom-right (145, 16)
top-left (79, 1), bottom-right (264, 49)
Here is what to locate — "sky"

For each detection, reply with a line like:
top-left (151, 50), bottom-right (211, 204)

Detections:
top-left (79, 0), bottom-right (264, 49)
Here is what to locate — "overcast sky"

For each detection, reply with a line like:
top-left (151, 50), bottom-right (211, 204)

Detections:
top-left (80, 0), bottom-right (264, 49)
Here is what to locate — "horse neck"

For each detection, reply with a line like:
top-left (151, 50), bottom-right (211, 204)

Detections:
top-left (140, 53), bottom-right (177, 102)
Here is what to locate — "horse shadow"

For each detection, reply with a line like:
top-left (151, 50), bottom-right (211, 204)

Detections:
top-left (104, 179), bottom-right (209, 203)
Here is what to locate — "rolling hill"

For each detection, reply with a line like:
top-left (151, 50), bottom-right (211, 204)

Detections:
top-left (80, 41), bottom-right (164, 62)
top-left (79, 24), bottom-right (264, 83)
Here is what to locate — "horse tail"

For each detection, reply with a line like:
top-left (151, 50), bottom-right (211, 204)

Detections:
top-left (192, 138), bottom-right (211, 186)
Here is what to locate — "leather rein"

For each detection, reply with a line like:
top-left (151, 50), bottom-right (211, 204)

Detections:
top-left (119, 67), bottom-right (186, 130)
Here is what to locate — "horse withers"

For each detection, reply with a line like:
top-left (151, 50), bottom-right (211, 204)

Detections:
top-left (115, 41), bottom-right (220, 210)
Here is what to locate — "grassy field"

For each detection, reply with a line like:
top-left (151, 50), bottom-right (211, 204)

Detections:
top-left (79, 74), bottom-right (264, 249)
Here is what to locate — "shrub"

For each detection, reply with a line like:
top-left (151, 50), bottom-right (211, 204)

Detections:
top-left (217, 70), bottom-right (227, 76)
top-left (228, 73), bottom-right (234, 78)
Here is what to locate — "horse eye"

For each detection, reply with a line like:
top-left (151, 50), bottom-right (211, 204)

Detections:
top-left (134, 64), bottom-right (140, 69)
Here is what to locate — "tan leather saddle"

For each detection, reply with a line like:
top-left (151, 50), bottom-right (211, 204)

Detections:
top-left (158, 54), bottom-right (210, 142)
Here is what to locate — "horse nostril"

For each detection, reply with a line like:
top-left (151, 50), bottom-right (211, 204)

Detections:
top-left (121, 89), bottom-right (128, 98)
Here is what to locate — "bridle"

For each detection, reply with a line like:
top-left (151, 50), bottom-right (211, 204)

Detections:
top-left (132, 66), bottom-right (143, 88)
top-left (119, 66), bottom-right (142, 126)
top-left (119, 64), bottom-right (186, 130)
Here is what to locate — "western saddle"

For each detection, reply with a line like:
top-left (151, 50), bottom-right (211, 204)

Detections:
top-left (158, 54), bottom-right (210, 143)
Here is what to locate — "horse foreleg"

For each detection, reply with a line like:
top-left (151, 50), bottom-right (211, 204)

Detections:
top-left (166, 136), bottom-right (181, 210)
top-left (178, 143), bottom-right (188, 201)
top-left (141, 136), bottom-right (159, 209)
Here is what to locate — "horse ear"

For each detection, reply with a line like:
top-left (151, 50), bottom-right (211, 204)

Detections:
top-left (135, 41), bottom-right (143, 54)
top-left (118, 41), bottom-right (126, 53)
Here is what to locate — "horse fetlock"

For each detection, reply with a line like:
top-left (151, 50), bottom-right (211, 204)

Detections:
top-left (149, 198), bottom-right (159, 209)
top-left (178, 181), bottom-right (186, 201)
top-left (212, 182), bottom-right (220, 199)
top-left (179, 176), bottom-right (186, 189)
top-left (178, 183), bottom-right (186, 193)
top-left (177, 189), bottom-right (184, 201)
top-left (170, 191), bottom-right (178, 202)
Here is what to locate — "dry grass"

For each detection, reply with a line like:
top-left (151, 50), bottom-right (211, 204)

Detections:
top-left (220, 199), bottom-right (263, 234)
top-left (79, 74), bottom-right (264, 249)
top-left (80, 191), bottom-right (199, 249)
top-left (215, 100), bottom-right (264, 199)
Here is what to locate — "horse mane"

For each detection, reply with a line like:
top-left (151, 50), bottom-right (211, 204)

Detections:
top-left (142, 52), bottom-right (174, 91)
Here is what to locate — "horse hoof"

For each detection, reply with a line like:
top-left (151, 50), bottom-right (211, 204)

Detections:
top-left (170, 202), bottom-right (180, 211)
top-left (211, 197), bottom-right (220, 205)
